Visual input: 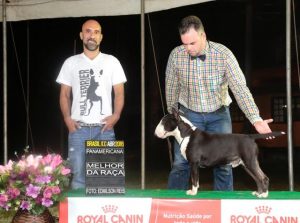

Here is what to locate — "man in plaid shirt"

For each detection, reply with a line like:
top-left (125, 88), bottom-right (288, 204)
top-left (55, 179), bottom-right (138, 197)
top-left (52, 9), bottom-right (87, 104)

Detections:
top-left (165, 15), bottom-right (273, 191)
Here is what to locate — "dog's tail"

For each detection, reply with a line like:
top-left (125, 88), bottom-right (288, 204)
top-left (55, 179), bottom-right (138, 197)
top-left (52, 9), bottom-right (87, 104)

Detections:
top-left (249, 131), bottom-right (286, 140)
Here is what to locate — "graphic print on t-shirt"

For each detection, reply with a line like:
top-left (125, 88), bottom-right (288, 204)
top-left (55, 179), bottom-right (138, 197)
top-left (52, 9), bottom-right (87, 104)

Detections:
top-left (79, 68), bottom-right (104, 116)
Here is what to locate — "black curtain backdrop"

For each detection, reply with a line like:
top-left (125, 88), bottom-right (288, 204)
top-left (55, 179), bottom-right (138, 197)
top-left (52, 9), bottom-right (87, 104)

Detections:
top-left (0, 0), bottom-right (291, 175)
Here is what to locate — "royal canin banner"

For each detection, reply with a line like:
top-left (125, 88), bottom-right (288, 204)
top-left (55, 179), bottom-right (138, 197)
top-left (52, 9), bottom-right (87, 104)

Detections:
top-left (222, 200), bottom-right (300, 223)
top-left (59, 198), bottom-right (300, 223)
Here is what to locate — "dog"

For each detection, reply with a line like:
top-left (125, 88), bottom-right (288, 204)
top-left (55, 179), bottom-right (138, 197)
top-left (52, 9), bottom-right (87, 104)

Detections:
top-left (84, 69), bottom-right (104, 116)
top-left (154, 108), bottom-right (285, 198)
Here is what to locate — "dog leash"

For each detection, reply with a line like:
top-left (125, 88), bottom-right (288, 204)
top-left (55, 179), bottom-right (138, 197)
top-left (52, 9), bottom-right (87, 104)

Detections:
top-left (179, 137), bottom-right (186, 148)
top-left (147, 15), bottom-right (173, 168)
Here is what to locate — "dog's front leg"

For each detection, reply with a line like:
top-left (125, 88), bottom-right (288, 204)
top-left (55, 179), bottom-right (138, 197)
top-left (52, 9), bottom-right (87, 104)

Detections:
top-left (186, 163), bottom-right (199, 196)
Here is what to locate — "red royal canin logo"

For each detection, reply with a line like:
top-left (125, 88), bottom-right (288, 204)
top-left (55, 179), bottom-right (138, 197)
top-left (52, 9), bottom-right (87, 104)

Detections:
top-left (102, 205), bottom-right (118, 214)
top-left (230, 205), bottom-right (299, 223)
top-left (76, 204), bottom-right (144, 223)
top-left (255, 206), bottom-right (272, 215)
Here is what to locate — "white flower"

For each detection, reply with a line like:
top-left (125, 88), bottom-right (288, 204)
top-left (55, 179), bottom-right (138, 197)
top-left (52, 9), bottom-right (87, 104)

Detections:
top-left (44, 166), bottom-right (53, 174)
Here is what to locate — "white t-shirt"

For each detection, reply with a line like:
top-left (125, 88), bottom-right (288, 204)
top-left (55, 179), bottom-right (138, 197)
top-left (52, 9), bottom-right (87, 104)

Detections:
top-left (56, 52), bottom-right (127, 124)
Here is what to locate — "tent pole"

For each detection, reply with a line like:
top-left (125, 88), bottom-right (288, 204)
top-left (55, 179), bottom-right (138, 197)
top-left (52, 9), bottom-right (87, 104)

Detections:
top-left (141, 0), bottom-right (146, 189)
top-left (26, 22), bottom-right (30, 147)
top-left (286, 0), bottom-right (294, 191)
top-left (2, 0), bottom-right (8, 164)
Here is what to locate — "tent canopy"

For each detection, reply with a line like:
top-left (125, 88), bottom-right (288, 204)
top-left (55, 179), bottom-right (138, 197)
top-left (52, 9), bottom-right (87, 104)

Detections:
top-left (1, 0), bottom-right (213, 21)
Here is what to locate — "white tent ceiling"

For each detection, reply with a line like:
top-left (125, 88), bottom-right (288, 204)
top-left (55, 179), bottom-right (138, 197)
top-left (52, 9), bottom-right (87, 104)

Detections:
top-left (0, 0), bottom-right (213, 21)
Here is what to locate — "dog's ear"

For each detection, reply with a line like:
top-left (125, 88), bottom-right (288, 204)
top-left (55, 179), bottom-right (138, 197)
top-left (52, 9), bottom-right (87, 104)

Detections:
top-left (172, 107), bottom-right (181, 121)
top-left (171, 107), bottom-right (177, 115)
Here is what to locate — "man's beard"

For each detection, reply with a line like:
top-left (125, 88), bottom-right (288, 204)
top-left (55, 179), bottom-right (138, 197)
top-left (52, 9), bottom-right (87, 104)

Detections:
top-left (84, 40), bottom-right (99, 51)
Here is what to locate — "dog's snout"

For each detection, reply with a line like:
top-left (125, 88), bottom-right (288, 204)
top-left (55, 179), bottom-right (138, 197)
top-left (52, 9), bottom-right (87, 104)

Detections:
top-left (154, 126), bottom-right (161, 138)
top-left (154, 123), bottom-right (166, 138)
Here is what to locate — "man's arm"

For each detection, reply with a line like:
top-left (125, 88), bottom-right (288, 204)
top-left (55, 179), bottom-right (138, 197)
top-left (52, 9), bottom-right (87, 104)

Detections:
top-left (223, 48), bottom-right (274, 138)
top-left (165, 50), bottom-right (179, 113)
top-left (101, 83), bottom-right (125, 132)
top-left (60, 84), bottom-right (78, 132)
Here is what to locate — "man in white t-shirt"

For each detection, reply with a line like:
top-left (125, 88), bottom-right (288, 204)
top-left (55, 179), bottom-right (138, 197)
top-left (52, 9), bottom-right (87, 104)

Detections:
top-left (56, 19), bottom-right (127, 189)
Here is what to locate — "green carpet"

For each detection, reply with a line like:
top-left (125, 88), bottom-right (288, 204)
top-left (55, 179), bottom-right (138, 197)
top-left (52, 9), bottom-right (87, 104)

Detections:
top-left (65, 189), bottom-right (300, 200)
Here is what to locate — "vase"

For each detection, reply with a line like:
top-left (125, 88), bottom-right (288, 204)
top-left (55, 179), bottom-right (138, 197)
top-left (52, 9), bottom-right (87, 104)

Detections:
top-left (11, 208), bottom-right (55, 223)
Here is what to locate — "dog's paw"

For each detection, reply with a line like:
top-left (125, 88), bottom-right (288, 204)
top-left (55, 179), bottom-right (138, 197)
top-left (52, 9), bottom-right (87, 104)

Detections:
top-left (258, 191), bottom-right (269, 198)
top-left (186, 189), bottom-right (197, 196)
top-left (252, 191), bottom-right (269, 198)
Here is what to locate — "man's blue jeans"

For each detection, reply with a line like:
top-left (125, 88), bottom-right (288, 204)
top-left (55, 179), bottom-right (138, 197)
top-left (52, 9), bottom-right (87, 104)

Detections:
top-left (68, 126), bottom-right (115, 189)
top-left (167, 105), bottom-right (233, 191)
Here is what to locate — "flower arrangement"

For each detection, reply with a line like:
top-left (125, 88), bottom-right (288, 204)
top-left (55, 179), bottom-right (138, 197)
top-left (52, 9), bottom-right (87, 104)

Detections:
top-left (0, 153), bottom-right (71, 215)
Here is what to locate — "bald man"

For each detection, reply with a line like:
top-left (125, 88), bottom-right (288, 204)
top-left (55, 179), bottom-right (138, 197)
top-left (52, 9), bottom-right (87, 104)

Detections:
top-left (56, 19), bottom-right (127, 189)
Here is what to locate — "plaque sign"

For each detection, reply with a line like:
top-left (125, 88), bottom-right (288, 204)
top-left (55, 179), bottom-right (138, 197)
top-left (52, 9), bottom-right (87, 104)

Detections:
top-left (85, 140), bottom-right (125, 195)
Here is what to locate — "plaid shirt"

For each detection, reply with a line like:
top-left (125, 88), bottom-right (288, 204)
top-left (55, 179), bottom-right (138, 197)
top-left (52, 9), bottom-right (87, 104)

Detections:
top-left (165, 41), bottom-right (262, 124)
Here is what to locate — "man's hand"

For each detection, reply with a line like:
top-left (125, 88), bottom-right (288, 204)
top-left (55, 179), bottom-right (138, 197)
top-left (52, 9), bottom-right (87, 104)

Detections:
top-left (64, 117), bottom-right (79, 133)
top-left (101, 114), bottom-right (120, 133)
top-left (253, 119), bottom-right (274, 139)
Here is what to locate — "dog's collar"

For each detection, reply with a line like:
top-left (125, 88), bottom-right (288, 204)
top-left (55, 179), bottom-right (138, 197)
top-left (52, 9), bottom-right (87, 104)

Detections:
top-left (179, 137), bottom-right (187, 147)
top-left (191, 125), bottom-right (196, 131)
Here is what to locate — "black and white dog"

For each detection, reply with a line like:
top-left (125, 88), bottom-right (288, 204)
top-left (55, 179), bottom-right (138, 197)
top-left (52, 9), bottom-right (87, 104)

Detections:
top-left (154, 108), bottom-right (285, 198)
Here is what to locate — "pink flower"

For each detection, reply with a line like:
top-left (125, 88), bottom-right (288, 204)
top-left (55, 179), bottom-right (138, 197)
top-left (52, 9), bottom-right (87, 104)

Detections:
top-left (51, 186), bottom-right (61, 194)
top-left (35, 195), bottom-right (43, 205)
top-left (7, 187), bottom-right (20, 199)
top-left (41, 154), bottom-right (52, 165)
top-left (0, 160), bottom-right (13, 174)
top-left (35, 175), bottom-right (51, 184)
top-left (42, 198), bottom-right (53, 207)
top-left (61, 167), bottom-right (71, 175)
top-left (43, 154), bottom-right (64, 173)
top-left (0, 166), bottom-right (6, 174)
top-left (26, 155), bottom-right (42, 169)
top-left (0, 194), bottom-right (8, 208)
top-left (43, 186), bottom-right (61, 199)
top-left (20, 201), bottom-right (31, 210)
top-left (26, 184), bottom-right (41, 198)
top-left (43, 187), bottom-right (53, 199)
top-left (16, 160), bottom-right (27, 171)
top-left (50, 155), bottom-right (63, 169)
